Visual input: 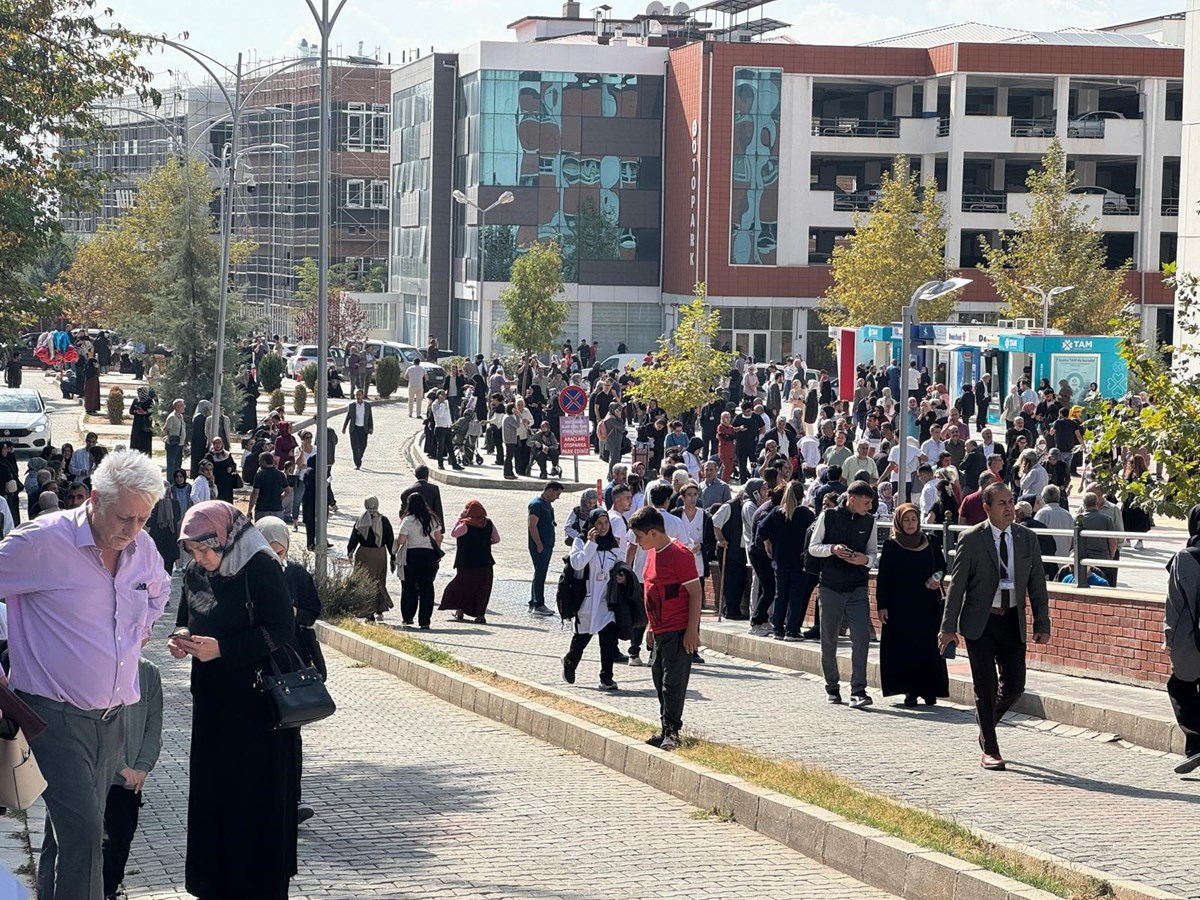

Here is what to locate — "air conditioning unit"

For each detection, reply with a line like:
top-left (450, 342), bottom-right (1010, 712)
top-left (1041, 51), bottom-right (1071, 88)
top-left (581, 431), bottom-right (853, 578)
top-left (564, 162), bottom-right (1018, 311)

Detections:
top-left (996, 319), bottom-right (1015, 329)
top-left (1014, 317), bottom-right (1036, 330)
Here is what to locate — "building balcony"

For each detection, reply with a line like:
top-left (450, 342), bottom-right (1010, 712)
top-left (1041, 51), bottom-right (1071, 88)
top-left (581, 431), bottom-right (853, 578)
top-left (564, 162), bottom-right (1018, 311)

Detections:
top-left (810, 117), bottom-right (900, 138)
top-left (1162, 197), bottom-right (1179, 217)
top-left (1010, 118), bottom-right (1055, 138)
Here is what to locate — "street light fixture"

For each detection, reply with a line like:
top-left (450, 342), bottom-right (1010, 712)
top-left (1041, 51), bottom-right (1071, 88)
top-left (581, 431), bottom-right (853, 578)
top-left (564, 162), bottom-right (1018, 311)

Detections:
top-left (1023, 284), bottom-right (1074, 332)
top-left (896, 277), bottom-right (971, 503)
top-left (451, 190), bottom-right (515, 355)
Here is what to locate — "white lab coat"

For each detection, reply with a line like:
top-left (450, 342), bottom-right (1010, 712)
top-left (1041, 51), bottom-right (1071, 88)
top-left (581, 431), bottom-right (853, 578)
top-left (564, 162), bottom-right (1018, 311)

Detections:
top-left (570, 539), bottom-right (619, 635)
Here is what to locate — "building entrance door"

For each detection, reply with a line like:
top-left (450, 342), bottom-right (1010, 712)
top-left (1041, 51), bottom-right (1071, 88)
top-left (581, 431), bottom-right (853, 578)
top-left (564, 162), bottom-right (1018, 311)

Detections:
top-left (733, 330), bottom-right (769, 362)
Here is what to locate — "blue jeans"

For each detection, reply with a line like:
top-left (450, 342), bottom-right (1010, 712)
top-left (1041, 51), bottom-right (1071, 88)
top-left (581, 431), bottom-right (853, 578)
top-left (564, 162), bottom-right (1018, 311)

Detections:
top-left (291, 476), bottom-right (305, 523)
top-left (529, 543), bottom-right (554, 608)
top-left (772, 569), bottom-right (815, 636)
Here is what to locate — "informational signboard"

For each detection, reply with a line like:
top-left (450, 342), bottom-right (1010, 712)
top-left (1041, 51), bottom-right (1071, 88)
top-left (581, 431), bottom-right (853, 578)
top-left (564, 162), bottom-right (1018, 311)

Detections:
top-left (1050, 353), bottom-right (1101, 398)
top-left (559, 414), bottom-right (590, 456)
top-left (558, 385), bottom-right (588, 416)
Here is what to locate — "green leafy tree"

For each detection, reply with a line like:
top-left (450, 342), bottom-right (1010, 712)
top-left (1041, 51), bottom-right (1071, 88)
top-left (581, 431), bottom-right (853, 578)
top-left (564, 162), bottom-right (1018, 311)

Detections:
top-left (819, 157), bottom-right (957, 328)
top-left (374, 356), bottom-right (401, 399)
top-left (495, 241), bottom-right (570, 356)
top-left (257, 352), bottom-right (286, 392)
top-left (0, 1), bottom-right (158, 339)
top-left (627, 284), bottom-right (730, 417)
top-left (979, 139), bottom-right (1132, 333)
top-left (118, 159), bottom-right (249, 415)
top-left (292, 257), bottom-right (368, 347)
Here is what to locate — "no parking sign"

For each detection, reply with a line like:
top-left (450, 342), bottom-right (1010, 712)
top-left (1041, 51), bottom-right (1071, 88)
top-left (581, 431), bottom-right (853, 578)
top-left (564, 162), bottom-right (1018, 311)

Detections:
top-left (559, 415), bottom-right (590, 456)
top-left (559, 385), bottom-right (588, 415)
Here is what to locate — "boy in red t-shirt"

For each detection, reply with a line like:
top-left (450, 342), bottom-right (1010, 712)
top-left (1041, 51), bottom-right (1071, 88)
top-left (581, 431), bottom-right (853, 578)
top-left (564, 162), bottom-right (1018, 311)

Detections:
top-left (630, 505), bottom-right (702, 750)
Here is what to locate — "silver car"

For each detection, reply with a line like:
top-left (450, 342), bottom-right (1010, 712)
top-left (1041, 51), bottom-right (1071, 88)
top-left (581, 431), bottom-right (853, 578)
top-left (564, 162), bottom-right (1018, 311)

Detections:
top-left (0, 389), bottom-right (51, 456)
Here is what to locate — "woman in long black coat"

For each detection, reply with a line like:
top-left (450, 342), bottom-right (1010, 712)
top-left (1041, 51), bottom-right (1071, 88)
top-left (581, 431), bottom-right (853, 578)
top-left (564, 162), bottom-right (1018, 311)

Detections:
top-left (129, 387), bottom-right (154, 455)
top-left (191, 401), bottom-right (211, 477)
top-left (876, 502), bottom-right (950, 706)
top-left (171, 501), bottom-right (299, 900)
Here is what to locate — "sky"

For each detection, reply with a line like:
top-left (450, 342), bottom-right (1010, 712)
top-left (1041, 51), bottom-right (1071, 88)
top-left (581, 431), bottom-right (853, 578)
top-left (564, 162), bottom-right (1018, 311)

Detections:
top-left (106, 0), bottom-right (1180, 87)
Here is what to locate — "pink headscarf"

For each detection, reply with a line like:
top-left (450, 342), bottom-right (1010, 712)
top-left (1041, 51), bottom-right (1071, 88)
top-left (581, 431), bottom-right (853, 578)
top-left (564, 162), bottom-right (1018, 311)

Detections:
top-left (179, 500), bottom-right (271, 577)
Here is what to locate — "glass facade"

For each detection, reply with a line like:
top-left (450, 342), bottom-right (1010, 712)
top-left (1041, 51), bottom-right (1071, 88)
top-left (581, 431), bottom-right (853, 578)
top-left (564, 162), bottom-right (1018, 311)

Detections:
top-left (730, 67), bottom-right (782, 266)
top-left (456, 69), bottom-right (663, 283)
top-left (392, 80), bottom-right (433, 344)
top-left (715, 307), bottom-right (793, 363)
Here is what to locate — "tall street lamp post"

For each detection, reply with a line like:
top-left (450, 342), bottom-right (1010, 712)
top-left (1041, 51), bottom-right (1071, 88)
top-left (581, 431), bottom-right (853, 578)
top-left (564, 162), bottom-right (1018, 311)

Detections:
top-left (451, 190), bottom-right (514, 356)
top-left (1023, 284), bottom-right (1075, 332)
top-left (896, 278), bottom-right (972, 503)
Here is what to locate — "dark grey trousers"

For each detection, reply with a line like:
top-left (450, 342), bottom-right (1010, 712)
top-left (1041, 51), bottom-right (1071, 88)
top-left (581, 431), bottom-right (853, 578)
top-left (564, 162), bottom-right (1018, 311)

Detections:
top-left (818, 584), bottom-right (871, 695)
top-left (22, 693), bottom-right (123, 900)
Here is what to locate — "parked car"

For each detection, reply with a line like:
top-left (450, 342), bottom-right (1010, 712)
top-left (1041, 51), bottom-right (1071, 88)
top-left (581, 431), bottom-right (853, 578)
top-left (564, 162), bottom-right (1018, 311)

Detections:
top-left (361, 340), bottom-right (445, 388)
top-left (0, 389), bottom-right (51, 456)
top-left (287, 345), bottom-right (346, 378)
top-left (1067, 110), bottom-right (1124, 138)
top-left (842, 183), bottom-right (884, 211)
top-left (961, 185), bottom-right (1006, 213)
top-left (597, 353), bottom-right (646, 374)
top-left (1069, 185), bottom-right (1132, 214)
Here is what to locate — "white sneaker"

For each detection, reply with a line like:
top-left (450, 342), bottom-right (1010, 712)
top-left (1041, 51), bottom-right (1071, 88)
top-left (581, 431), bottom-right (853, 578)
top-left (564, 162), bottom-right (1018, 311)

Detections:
top-left (627, 652), bottom-right (644, 666)
top-left (748, 623), bottom-right (772, 637)
top-left (531, 605), bottom-right (556, 617)
top-left (848, 693), bottom-right (874, 710)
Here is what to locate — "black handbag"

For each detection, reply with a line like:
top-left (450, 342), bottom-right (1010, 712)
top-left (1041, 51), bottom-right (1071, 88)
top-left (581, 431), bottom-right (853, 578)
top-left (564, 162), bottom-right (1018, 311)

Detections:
top-left (247, 586), bottom-right (336, 730)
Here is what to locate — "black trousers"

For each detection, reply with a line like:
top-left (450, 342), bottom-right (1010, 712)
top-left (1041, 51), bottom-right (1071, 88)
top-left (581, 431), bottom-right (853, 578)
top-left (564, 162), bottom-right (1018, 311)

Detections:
top-left (400, 548), bottom-right (440, 627)
top-left (964, 608), bottom-right (1026, 756)
top-left (434, 426), bottom-right (453, 466)
top-left (503, 443), bottom-right (517, 478)
top-left (749, 548), bottom-right (775, 625)
top-left (722, 547), bottom-right (748, 618)
top-left (1168, 675), bottom-right (1200, 758)
top-left (566, 622), bottom-right (619, 682)
top-left (735, 445), bottom-right (754, 482)
top-left (349, 426), bottom-right (369, 468)
top-left (102, 785), bottom-right (142, 894)
top-left (651, 629), bottom-right (693, 735)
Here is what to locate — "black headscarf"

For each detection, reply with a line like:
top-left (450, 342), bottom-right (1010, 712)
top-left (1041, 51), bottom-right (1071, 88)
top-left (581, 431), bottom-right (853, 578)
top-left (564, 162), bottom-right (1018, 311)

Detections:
top-left (1188, 504), bottom-right (1200, 549)
top-left (586, 507), bottom-right (619, 552)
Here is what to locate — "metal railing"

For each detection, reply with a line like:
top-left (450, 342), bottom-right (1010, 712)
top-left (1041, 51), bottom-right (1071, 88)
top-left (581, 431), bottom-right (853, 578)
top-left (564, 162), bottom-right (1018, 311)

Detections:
top-left (1011, 118), bottom-right (1055, 137)
top-left (936, 116), bottom-right (950, 137)
top-left (1100, 197), bottom-right (1139, 216)
top-left (873, 519), bottom-right (1178, 591)
top-left (961, 193), bottom-right (1007, 213)
top-left (1162, 198), bottom-right (1179, 216)
top-left (810, 117), bottom-right (900, 138)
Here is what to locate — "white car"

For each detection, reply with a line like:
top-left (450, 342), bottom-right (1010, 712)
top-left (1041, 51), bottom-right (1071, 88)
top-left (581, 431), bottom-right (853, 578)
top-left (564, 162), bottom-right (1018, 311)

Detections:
top-left (287, 346), bottom-right (346, 379)
top-left (1069, 185), bottom-right (1132, 214)
top-left (361, 340), bottom-right (444, 388)
top-left (1067, 110), bottom-right (1124, 138)
top-left (0, 389), bottom-right (51, 456)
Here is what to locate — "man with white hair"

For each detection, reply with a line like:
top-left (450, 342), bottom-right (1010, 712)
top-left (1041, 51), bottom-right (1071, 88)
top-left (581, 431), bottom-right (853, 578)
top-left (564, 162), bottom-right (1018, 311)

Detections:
top-left (0, 450), bottom-right (170, 900)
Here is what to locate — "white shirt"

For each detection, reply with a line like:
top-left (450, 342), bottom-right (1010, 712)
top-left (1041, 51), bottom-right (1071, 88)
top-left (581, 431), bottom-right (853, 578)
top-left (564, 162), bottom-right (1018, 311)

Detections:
top-left (399, 515), bottom-right (439, 550)
top-left (919, 479), bottom-right (939, 519)
top-left (906, 368), bottom-right (919, 391)
top-left (798, 435), bottom-right (821, 468)
top-left (989, 523), bottom-right (1014, 609)
top-left (677, 506), bottom-right (706, 577)
top-left (432, 400), bottom-right (452, 428)
top-left (354, 402), bottom-right (367, 427)
top-left (774, 429), bottom-right (792, 458)
top-left (407, 363), bottom-right (425, 388)
top-left (887, 441), bottom-right (920, 483)
top-left (920, 438), bottom-right (944, 462)
top-left (191, 477), bottom-right (213, 503)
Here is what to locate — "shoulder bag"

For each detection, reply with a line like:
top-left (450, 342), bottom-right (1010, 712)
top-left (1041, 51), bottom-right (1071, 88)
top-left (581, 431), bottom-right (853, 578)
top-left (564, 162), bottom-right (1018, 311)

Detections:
top-left (246, 583), bottom-right (336, 730)
top-left (0, 719), bottom-right (46, 810)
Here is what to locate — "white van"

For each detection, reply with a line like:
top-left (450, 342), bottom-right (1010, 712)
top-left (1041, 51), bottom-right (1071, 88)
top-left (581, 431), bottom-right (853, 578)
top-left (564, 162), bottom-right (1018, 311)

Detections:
top-left (597, 353), bottom-right (646, 373)
top-left (362, 340), bottom-right (445, 387)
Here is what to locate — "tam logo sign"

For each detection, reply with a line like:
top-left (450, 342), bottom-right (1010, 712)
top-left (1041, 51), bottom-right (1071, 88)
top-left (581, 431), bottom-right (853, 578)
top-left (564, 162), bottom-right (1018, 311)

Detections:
top-left (1061, 339), bottom-right (1094, 351)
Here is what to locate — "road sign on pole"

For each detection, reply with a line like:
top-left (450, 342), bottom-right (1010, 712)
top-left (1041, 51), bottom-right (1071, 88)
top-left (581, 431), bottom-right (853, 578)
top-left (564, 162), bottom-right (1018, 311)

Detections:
top-left (559, 385), bottom-right (588, 416)
top-left (559, 414), bottom-right (590, 456)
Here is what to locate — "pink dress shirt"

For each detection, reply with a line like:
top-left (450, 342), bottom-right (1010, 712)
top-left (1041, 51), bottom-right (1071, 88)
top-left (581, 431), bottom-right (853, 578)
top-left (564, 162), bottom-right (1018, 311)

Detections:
top-left (0, 505), bottom-right (171, 710)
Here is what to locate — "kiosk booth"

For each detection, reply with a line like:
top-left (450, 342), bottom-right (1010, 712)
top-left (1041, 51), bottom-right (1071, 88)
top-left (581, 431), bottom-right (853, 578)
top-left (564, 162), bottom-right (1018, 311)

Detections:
top-left (987, 333), bottom-right (1127, 410)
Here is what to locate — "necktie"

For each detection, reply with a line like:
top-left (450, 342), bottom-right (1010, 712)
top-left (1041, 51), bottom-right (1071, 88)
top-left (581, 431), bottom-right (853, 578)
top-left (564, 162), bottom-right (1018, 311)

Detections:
top-left (999, 530), bottom-right (1011, 609)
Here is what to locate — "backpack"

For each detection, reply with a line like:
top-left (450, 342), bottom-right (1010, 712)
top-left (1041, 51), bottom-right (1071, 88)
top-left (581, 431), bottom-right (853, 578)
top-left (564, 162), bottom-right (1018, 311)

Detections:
top-left (555, 555), bottom-right (588, 621)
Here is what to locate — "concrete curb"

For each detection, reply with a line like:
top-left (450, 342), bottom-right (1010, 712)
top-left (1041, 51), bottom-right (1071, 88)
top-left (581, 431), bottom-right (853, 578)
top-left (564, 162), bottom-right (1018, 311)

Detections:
top-left (403, 433), bottom-right (595, 492)
top-left (316, 621), bottom-right (1181, 900)
top-left (698, 625), bottom-right (1185, 756)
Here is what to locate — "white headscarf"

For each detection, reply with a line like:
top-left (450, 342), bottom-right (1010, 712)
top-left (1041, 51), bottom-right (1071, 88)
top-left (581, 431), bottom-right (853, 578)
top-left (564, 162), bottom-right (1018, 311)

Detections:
top-left (355, 495), bottom-right (382, 544)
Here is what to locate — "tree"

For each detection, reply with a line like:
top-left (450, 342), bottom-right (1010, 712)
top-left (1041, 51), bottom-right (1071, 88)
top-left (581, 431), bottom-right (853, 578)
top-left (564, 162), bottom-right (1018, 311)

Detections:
top-left (818, 157), bottom-right (957, 329)
top-left (0, 1), bottom-right (157, 335)
top-left (117, 158), bottom-right (249, 416)
top-left (291, 257), bottom-right (369, 347)
top-left (495, 241), bottom-right (570, 356)
top-left (48, 227), bottom-right (146, 326)
top-left (627, 284), bottom-right (731, 416)
top-left (979, 139), bottom-right (1132, 333)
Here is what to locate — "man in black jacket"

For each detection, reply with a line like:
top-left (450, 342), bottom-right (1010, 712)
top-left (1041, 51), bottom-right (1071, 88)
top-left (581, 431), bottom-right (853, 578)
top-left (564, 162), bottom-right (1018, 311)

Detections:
top-left (700, 398), bottom-right (725, 460)
top-left (341, 389), bottom-right (374, 469)
top-left (401, 465), bottom-right (444, 529)
top-left (808, 482), bottom-right (878, 708)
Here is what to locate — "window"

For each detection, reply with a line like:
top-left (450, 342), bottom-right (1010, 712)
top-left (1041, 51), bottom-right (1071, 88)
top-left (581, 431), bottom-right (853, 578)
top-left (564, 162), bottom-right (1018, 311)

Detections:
top-left (369, 179), bottom-right (388, 208)
top-left (345, 102), bottom-right (366, 150)
top-left (346, 179), bottom-right (365, 207)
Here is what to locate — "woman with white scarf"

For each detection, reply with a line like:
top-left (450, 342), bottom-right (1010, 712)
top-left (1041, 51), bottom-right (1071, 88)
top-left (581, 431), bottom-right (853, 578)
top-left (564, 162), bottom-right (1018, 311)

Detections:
top-left (347, 495), bottom-right (395, 623)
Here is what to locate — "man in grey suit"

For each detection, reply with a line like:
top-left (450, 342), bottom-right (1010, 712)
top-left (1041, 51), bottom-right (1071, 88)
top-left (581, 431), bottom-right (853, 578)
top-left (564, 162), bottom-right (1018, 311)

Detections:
top-left (939, 483), bottom-right (1051, 770)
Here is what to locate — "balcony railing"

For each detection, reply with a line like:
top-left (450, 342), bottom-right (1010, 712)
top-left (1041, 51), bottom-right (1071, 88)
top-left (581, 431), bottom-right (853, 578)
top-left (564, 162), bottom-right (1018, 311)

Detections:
top-left (1101, 197), bottom-right (1139, 216)
top-left (810, 117), bottom-right (900, 138)
top-left (961, 193), bottom-right (1007, 213)
top-left (1010, 118), bottom-right (1055, 138)
top-left (1162, 198), bottom-right (1180, 216)
top-left (936, 116), bottom-right (950, 137)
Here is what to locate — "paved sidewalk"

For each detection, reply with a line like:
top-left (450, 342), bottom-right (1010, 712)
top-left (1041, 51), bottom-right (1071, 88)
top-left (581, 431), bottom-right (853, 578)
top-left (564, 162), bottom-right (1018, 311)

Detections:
top-left (88, 617), bottom-right (896, 900)
top-left (392, 580), bottom-right (1198, 899)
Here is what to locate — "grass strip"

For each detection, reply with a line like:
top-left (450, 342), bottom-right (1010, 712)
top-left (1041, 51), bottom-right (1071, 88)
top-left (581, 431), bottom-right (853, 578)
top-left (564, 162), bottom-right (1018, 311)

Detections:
top-left (338, 619), bottom-right (1114, 900)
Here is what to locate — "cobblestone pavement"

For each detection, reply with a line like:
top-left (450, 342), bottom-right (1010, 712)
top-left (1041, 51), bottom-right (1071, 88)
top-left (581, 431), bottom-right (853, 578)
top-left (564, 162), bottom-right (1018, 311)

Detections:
top-left (115, 621), bottom-right (896, 900)
top-left (393, 582), bottom-right (1199, 898)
